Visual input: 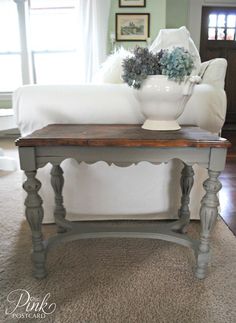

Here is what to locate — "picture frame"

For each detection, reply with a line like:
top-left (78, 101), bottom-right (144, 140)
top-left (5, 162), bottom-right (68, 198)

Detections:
top-left (116, 13), bottom-right (150, 41)
top-left (119, 0), bottom-right (146, 7)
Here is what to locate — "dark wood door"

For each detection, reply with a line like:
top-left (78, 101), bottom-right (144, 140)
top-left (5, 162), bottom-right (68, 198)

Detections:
top-left (200, 6), bottom-right (236, 127)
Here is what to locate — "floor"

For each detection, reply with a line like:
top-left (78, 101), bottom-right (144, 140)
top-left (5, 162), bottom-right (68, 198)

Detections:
top-left (0, 134), bottom-right (236, 236)
top-left (220, 130), bottom-right (236, 235)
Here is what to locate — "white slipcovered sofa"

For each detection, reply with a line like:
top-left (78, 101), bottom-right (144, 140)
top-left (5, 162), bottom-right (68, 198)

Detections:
top-left (13, 27), bottom-right (227, 223)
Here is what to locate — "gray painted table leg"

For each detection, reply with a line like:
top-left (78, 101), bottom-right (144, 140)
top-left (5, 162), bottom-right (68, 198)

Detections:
top-left (172, 164), bottom-right (194, 233)
top-left (23, 171), bottom-right (47, 279)
top-left (195, 170), bottom-right (222, 279)
top-left (50, 165), bottom-right (67, 233)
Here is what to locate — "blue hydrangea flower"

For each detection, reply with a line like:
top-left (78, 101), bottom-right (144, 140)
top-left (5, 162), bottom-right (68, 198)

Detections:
top-left (122, 46), bottom-right (195, 89)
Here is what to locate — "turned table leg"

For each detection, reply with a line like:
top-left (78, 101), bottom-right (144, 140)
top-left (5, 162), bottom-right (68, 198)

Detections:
top-left (172, 164), bottom-right (194, 233)
top-left (50, 164), bottom-right (67, 233)
top-left (23, 171), bottom-right (47, 279)
top-left (195, 170), bottom-right (222, 279)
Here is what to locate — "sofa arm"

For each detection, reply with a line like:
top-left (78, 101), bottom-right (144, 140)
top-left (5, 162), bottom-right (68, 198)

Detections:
top-left (12, 84), bottom-right (144, 136)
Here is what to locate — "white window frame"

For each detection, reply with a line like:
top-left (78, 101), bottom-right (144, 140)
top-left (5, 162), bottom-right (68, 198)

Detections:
top-left (0, 0), bottom-right (77, 100)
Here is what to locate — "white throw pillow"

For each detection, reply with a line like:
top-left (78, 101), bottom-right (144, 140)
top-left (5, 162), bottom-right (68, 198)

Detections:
top-left (200, 58), bottom-right (227, 89)
top-left (92, 47), bottom-right (132, 84)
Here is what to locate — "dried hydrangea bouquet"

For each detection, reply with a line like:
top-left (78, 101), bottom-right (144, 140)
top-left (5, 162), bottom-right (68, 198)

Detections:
top-left (122, 46), bottom-right (198, 130)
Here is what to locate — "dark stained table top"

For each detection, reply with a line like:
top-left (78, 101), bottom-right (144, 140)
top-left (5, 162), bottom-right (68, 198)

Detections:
top-left (15, 124), bottom-right (231, 149)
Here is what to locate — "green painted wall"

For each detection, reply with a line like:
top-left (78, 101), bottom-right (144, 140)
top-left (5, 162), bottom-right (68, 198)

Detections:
top-left (166, 0), bottom-right (189, 29)
top-left (108, 0), bottom-right (166, 52)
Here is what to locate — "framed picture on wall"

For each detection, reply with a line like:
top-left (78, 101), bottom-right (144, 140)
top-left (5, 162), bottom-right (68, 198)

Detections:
top-left (116, 13), bottom-right (150, 41)
top-left (119, 0), bottom-right (146, 7)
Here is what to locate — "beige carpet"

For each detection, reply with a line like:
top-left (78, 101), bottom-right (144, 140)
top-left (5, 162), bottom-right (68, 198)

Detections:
top-left (0, 141), bottom-right (236, 323)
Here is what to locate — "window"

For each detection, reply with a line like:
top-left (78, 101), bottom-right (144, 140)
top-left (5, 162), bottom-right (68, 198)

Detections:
top-left (208, 12), bottom-right (236, 41)
top-left (29, 0), bottom-right (80, 84)
top-left (0, 0), bottom-right (22, 92)
top-left (0, 0), bottom-right (80, 95)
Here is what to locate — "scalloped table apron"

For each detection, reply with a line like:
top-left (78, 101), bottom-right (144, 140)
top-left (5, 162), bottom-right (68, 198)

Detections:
top-left (15, 124), bottom-right (231, 280)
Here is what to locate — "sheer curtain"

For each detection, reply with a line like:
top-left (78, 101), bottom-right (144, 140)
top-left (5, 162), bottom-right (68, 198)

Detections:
top-left (77, 0), bottom-right (111, 83)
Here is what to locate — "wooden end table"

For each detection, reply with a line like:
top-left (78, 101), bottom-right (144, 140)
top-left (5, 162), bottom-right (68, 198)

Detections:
top-left (15, 124), bottom-right (231, 279)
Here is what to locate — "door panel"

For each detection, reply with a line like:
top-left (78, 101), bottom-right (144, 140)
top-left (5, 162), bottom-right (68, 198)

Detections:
top-left (200, 6), bottom-right (236, 126)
